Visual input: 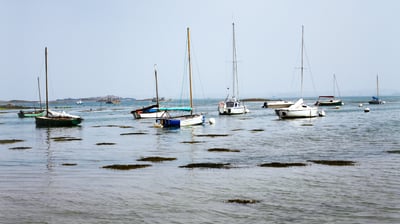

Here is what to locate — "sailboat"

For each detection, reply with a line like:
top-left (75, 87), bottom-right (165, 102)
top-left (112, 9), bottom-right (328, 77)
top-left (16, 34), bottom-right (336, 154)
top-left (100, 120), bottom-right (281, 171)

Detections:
top-left (218, 23), bottom-right (249, 115)
top-left (156, 28), bottom-right (205, 128)
top-left (18, 77), bottom-right (45, 118)
top-left (368, 74), bottom-right (385, 104)
top-left (314, 74), bottom-right (344, 106)
top-left (275, 26), bottom-right (320, 119)
top-left (262, 99), bottom-right (294, 109)
top-left (35, 47), bottom-right (83, 127)
top-left (131, 65), bottom-right (191, 119)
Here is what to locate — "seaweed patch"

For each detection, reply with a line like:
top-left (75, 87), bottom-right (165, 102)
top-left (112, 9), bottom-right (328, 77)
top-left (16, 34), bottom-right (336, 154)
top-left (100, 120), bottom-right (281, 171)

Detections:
top-left (9, 146), bottom-right (32, 150)
top-left (96, 142), bottom-right (116, 146)
top-left (102, 164), bottom-right (151, 170)
top-left (137, 157), bottom-right (177, 162)
top-left (208, 148), bottom-right (240, 152)
top-left (179, 163), bottom-right (231, 169)
top-left (62, 163), bottom-right (77, 166)
top-left (387, 150), bottom-right (400, 154)
top-left (118, 126), bottom-right (133, 128)
top-left (52, 137), bottom-right (82, 142)
top-left (0, 139), bottom-right (24, 144)
top-left (180, 141), bottom-right (205, 144)
top-left (226, 199), bottom-right (261, 204)
top-left (194, 134), bottom-right (229, 137)
top-left (308, 160), bottom-right (356, 166)
top-left (258, 162), bottom-right (307, 168)
top-left (120, 132), bottom-right (147, 136)
top-left (250, 129), bottom-right (265, 132)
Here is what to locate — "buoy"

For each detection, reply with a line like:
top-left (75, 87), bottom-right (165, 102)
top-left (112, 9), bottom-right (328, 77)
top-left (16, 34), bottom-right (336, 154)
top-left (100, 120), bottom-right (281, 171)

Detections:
top-left (359, 103), bottom-right (363, 107)
top-left (153, 123), bottom-right (163, 128)
top-left (364, 108), bottom-right (370, 113)
top-left (209, 118), bottom-right (216, 125)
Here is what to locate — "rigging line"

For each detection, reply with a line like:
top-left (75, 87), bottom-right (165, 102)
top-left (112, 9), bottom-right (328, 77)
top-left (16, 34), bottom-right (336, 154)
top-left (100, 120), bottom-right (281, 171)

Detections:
top-left (290, 66), bottom-right (299, 97)
top-left (189, 36), bottom-right (206, 100)
top-left (303, 41), bottom-right (318, 97)
top-left (179, 36), bottom-right (189, 107)
top-left (289, 58), bottom-right (299, 96)
top-left (291, 38), bottom-right (304, 98)
top-left (192, 49), bottom-right (206, 99)
top-left (35, 52), bottom-right (46, 103)
top-left (150, 65), bottom-right (157, 100)
top-left (334, 74), bottom-right (342, 97)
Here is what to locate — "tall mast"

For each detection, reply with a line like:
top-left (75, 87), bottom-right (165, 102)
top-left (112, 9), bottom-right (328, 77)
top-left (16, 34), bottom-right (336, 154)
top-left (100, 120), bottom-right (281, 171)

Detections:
top-left (232, 22), bottom-right (238, 98)
top-left (37, 77), bottom-right (42, 109)
top-left (300, 25), bottom-right (304, 98)
top-left (154, 64), bottom-right (159, 108)
top-left (45, 47), bottom-right (49, 116)
top-left (376, 74), bottom-right (379, 98)
top-left (187, 27), bottom-right (193, 114)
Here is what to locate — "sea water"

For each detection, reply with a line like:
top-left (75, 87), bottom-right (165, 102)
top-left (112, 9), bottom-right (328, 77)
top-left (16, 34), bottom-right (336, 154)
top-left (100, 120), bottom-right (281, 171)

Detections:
top-left (1, 97), bottom-right (399, 223)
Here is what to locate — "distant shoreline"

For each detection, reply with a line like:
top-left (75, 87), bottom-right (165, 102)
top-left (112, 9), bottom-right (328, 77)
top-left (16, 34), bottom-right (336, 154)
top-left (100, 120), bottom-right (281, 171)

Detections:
top-left (1, 95), bottom-right (399, 108)
top-left (0, 104), bottom-right (33, 110)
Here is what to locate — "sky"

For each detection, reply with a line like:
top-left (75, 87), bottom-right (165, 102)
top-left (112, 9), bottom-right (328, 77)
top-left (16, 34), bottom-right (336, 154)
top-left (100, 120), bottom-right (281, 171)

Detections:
top-left (1, 0), bottom-right (400, 101)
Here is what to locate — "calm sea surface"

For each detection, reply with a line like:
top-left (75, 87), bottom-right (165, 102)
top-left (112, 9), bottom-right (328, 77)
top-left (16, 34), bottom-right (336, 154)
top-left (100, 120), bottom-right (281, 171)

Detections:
top-left (1, 97), bottom-right (400, 223)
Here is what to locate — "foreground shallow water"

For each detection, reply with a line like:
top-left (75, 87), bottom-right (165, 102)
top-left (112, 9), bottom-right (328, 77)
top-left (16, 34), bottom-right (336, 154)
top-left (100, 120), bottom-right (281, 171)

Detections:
top-left (1, 97), bottom-right (399, 223)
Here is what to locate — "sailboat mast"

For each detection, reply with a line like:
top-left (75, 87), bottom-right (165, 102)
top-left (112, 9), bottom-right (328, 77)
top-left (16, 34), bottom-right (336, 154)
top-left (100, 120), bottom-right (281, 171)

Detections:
top-left (37, 77), bottom-right (42, 109)
top-left (376, 74), bottom-right (379, 98)
top-left (187, 27), bottom-right (193, 114)
top-left (45, 47), bottom-right (49, 116)
top-left (154, 65), bottom-right (159, 108)
top-left (300, 25), bottom-right (304, 98)
top-left (232, 22), bottom-right (238, 99)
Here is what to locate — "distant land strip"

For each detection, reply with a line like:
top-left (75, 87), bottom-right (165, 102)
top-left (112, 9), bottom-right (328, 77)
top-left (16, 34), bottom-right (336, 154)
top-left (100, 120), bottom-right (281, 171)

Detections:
top-left (241, 98), bottom-right (271, 102)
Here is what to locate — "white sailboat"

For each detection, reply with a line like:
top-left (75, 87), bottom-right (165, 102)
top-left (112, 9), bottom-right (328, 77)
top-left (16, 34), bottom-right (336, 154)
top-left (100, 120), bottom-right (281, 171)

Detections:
top-left (368, 74), bottom-right (385, 104)
top-left (218, 23), bottom-right (249, 115)
top-left (156, 28), bottom-right (205, 128)
top-left (131, 65), bottom-right (191, 119)
top-left (275, 26), bottom-right (320, 119)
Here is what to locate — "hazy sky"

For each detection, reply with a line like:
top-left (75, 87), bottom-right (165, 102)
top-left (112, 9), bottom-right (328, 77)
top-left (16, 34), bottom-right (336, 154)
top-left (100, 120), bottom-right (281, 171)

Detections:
top-left (1, 0), bottom-right (399, 101)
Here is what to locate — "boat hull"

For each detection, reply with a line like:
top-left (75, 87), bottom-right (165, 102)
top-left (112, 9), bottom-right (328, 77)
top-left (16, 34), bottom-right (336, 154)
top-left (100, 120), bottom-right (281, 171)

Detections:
top-left (131, 105), bottom-right (192, 119)
top-left (315, 100), bottom-right (343, 106)
top-left (262, 101), bottom-right (294, 108)
top-left (157, 114), bottom-right (205, 128)
top-left (131, 104), bottom-right (161, 119)
top-left (218, 101), bottom-right (249, 115)
top-left (132, 111), bottom-right (165, 119)
top-left (275, 108), bottom-right (319, 119)
top-left (35, 116), bottom-right (82, 127)
top-left (18, 110), bottom-right (45, 118)
top-left (274, 98), bottom-right (320, 119)
top-left (368, 100), bottom-right (385, 104)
